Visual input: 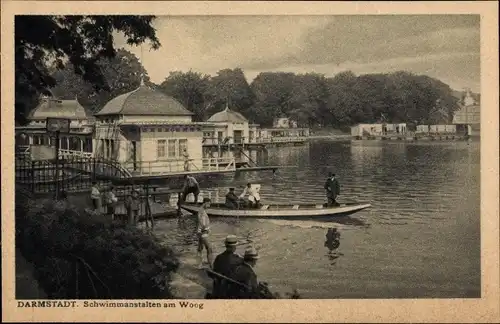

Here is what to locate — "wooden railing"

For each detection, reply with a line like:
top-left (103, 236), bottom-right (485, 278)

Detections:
top-left (202, 136), bottom-right (308, 145)
top-left (59, 149), bottom-right (94, 158)
top-left (122, 157), bottom-right (236, 176)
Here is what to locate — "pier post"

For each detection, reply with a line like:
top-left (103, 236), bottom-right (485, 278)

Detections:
top-left (177, 192), bottom-right (182, 218)
top-left (145, 182), bottom-right (154, 229)
top-left (31, 161), bottom-right (35, 194)
top-left (54, 130), bottom-right (60, 200)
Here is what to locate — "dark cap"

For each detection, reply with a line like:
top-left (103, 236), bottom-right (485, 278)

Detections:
top-left (229, 187), bottom-right (235, 191)
top-left (203, 197), bottom-right (211, 203)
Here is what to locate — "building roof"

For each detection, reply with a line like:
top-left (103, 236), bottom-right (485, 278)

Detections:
top-left (207, 106), bottom-right (248, 123)
top-left (95, 84), bottom-right (193, 116)
top-left (28, 97), bottom-right (91, 120)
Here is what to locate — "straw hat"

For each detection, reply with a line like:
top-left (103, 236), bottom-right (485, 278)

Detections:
top-left (243, 246), bottom-right (259, 260)
top-left (224, 235), bottom-right (238, 246)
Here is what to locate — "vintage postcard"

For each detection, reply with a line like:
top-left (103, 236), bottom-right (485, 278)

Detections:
top-left (2, 1), bottom-right (499, 323)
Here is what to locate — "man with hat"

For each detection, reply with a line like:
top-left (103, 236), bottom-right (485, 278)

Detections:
top-left (228, 246), bottom-right (260, 298)
top-left (197, 197), bottom-right (213, 269)
top-left (225, 188), bottom-right (240, 209)
top-left (210, 235), bottom-right (243, 298)
top-left (324, 172), bottom-right (341, 207)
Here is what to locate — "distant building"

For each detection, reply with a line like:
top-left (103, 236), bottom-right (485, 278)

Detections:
top-left (93, 81), bottom-right (204, 173)
top-left (15, 95), bottom-right (94, 155)
top-left (452, 90), bottom-right (480, 135)
top-left (351, 123), bottom-right (407, 137)
top-left (273, 117), bottom-right (298, 128)
top-left (204, 105), bottom-right (250, 144)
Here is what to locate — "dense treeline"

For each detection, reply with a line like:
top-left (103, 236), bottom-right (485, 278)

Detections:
top-left (41, 51), bottom-right (462, 128)
top-left (15, 14), bottom-right (461, 128)
top-left (160, 69), bottom-right (461, 127)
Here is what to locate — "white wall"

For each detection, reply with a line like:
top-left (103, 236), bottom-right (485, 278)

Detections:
top-left (121, 115), bottom-right (192, 123)
top-left (137, 130), bottom-right (204, 173)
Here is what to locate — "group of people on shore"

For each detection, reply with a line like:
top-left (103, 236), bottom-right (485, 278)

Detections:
top-left (89, 182), bottom-right (141, 224)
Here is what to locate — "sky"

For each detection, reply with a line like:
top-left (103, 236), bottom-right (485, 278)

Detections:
top-left (114, 15), bottom-right (480, 92)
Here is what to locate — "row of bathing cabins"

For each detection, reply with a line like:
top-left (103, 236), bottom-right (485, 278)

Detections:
top-left (350, 90), bottom-right (480, 139)
top-left (15, 82), bottom-right (310, 176)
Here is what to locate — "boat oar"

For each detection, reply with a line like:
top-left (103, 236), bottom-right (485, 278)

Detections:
top-left (205, 268), bottom-right (250, 290)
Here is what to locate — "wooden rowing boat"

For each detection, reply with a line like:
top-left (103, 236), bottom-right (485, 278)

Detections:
top-left (180, 201), bottom-right (371, 220)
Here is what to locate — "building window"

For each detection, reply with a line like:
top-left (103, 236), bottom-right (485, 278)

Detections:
top-left (157, 139), bottom-right (188, 159)
top-left (168, 139), bottom-right (176, 158)
top-left (179, 139), bottom-right (188, 155)
top-left (157, 140), bottom-right (166, 158)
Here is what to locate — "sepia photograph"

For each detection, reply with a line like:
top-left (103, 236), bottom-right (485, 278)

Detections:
top-left (2, 1), bottom-right (499, 323)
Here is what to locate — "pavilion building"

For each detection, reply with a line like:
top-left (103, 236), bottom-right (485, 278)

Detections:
top-left (93, 81), bottom-right (206, 174)
top-left (15, 94), bottom-right (94, 156)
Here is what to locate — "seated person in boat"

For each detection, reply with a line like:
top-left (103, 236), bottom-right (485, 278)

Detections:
top-left (324, 172), bottom-right (340, 207)
top-left (239, 183), bottom-right (261, 208)
top-left (209, 235), bottom-right (243, 298)
top-left (181, 174), bottom-right (200, 203)
top-left (225, 188), bottom-right (240, 209)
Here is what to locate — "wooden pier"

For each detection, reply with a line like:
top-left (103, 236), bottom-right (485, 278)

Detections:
top-left (353, 134), bottom-right (470, 141)
top-left (202, 137), bottom-right (308, 150)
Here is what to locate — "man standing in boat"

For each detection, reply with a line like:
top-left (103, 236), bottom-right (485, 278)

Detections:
top-left (197, 197), bottom-right (214, 269)
top-left (210, 235), bottom-right (243, 298)
top-left (181, 174), bottom-right (200, 203)
top-left (324, 172), bottom-right (341, 207)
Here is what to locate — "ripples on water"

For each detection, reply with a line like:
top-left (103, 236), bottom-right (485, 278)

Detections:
top-left (153, 139), bottom-right (480, 298)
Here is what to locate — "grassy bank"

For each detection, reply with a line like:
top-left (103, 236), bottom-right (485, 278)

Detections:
top-left (15, 188), bottom-right (180, 299)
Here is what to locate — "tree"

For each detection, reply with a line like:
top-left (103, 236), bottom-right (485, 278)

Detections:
top-left (288, 73), bottom-right (329, 127)
top-left (249, 72), bottom-right (296, 126)
top-left (325, 71), bottom-right (359, 126)
top-left (15, 15), bottom-right (160, 124)
top-left (158, 71), bottom-right (211, 121)
top-left (205, 68), bottom-right (255, 119)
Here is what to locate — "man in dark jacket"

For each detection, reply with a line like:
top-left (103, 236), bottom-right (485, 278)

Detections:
top-left (211, 235), bottom-right (243, 298)
top-left (228, 247), bottom-right (260, 298)
top-left (225, 188), bottom-right (239, 209)
top-left (181, 175), bottom-right (200, 203)
top-left (324, 172), bottom-right (340, 207)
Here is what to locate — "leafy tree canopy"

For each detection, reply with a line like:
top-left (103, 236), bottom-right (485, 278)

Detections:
top-left (15, 15), bottom-right (160, 124)
top-left (159, 71), bottom-right (211, 122)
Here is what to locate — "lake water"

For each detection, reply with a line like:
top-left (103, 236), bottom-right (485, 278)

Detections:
top-left (153, 139), bottom-right (481, 298)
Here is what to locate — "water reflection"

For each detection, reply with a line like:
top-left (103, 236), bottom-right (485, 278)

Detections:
top-left (324, 227), bottom-right (344, 264)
